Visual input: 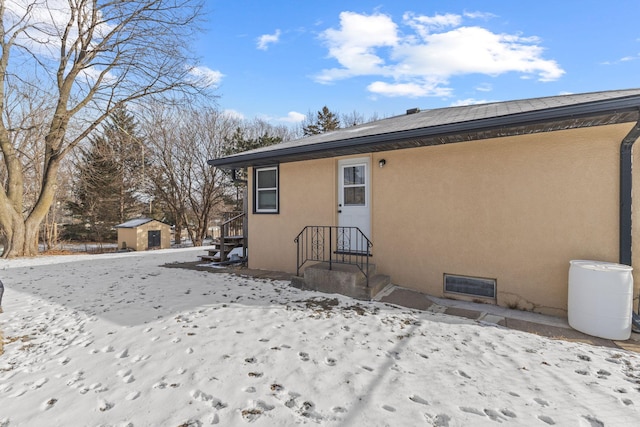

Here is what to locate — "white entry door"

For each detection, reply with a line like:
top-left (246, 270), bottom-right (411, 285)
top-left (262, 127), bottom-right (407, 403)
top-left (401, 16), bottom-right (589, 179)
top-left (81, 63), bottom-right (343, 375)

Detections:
top-left (338, 158), bottom-right (371, 252)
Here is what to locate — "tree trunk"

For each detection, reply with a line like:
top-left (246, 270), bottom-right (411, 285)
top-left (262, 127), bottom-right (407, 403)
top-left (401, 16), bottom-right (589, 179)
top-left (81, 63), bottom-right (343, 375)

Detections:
top-left (174, 224), bottom-right (182, 245)
top-left (0, 160), bottom-right (60, 258)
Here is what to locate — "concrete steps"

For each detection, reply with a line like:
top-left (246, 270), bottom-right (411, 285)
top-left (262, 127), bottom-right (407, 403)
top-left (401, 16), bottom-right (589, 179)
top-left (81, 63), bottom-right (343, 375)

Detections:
top-left (291, 262), bottom-right (390, 300)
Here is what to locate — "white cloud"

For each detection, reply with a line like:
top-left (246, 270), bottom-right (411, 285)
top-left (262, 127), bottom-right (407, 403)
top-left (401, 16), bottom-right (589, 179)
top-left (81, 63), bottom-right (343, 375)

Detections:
top-left (316, 12), bottom-right (398, 83)
top-left (403, 12), bottom-right (461, 38)
top-left (224, 109), bottom-right (245, 120)
top-left (367, 81), bottom-right (452, 98)
top-left (189, 66), bottom-right (224, 87)
top-left (315, 11), bottom-right (564, 98)
top-left (475, 83), bottom-right (493, 92)
top-left (257, 29), bottom-right (281, 50)
top-left (449, 98), bottom-right (495, 107)
top-left (463, 11), bottom-right (497, 20)
top-left (277, 111), bottom-right (306, 123)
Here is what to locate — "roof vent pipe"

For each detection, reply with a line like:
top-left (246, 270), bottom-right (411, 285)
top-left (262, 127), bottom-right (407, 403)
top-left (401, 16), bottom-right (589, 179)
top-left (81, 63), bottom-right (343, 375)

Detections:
top-left (406, 108), bottom-right (420, 115)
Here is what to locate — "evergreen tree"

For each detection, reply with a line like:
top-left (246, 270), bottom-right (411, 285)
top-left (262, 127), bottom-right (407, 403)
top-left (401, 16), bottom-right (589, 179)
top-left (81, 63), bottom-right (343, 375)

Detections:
top-left (222, 127), bottom-right (282, 210)
top-left (68, 106), bottom-right (145, 241)
top-left (302, 106), bottom-right (341, 136)
top-left (223, 127), bottom-right (282, 155)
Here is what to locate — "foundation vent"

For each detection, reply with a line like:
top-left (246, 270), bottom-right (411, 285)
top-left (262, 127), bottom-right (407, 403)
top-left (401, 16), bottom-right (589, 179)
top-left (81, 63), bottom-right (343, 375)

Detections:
top-left (444, 274), bottom-right (496, 299)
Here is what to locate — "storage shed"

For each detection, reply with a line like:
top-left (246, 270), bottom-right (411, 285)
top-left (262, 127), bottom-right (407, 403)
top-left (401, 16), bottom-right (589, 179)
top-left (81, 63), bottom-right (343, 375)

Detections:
top-left (115, 218), bottom-right (171, 251)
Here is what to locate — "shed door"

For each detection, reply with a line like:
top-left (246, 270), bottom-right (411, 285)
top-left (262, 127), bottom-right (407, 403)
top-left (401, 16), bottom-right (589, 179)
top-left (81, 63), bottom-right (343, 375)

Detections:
top-left (148, 230), bottom-right (161, 248)
top-left (338, 158), bottom-right (371, 252)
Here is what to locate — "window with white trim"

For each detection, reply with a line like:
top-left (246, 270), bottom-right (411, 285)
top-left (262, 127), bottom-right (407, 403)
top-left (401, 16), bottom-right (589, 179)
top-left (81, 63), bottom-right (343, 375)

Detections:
top-left (254, 166), bottom-right (279, 213)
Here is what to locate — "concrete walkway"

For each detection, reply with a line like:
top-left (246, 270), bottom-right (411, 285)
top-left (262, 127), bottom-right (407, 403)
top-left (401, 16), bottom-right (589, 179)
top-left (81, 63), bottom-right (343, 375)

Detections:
top-left (172, 262), bottom-right (640, 354)
top-left (375, 285), bottom-right (640, 354)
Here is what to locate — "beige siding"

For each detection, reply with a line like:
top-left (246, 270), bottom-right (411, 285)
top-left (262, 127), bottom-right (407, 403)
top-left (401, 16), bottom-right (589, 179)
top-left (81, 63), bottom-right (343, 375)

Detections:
top-left (117, 220), bottom-right (171, 251)
top-left (248, 123), bottom-right (640, 316)
top-left (118, 228), bottom-right (138, 250)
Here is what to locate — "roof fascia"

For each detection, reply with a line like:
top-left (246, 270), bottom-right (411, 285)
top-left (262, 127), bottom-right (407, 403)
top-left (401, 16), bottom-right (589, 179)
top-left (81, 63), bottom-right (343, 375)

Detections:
top-left (209, 95), bottom-right (640, 169)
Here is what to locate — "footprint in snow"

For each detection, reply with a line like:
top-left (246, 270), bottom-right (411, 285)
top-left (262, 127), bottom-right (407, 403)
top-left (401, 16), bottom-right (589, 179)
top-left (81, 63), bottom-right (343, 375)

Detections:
top-left (298, 352), bottom-right (310, 361)
top-left (190, 389), bottom-right (227, 409)
top-left (484, 409), bottom-right (507, 422)
top-left (97, 399), bottom-right (114, 412)
top-left (409, 395), bottom-right (429, 405)
top-left (43, 398), bottom-right (57, 410)
top-left (32, 378), bottom-right (48, 389)
top-left (241, 400), bottom-right (274, 421)
top-left (455, 370), bottom-right (471, 379)
top-left (459, 407), bottom-right (485, 417)
top-left (500, 408), bottom-right (517, 418)
top-left (534, 397), bottom-right (549, 407)
top-left (132, 354), bottom-right (150, 362)
top-left (538, 415), bottom-right (555, 425)
top-left (424, 413), bottom-right (451, 427)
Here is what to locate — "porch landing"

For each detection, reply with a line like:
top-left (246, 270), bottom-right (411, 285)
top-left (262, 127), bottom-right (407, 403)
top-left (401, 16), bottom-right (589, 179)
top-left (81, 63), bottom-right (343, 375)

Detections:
top-left (291, 262), bottom-right (390, 300)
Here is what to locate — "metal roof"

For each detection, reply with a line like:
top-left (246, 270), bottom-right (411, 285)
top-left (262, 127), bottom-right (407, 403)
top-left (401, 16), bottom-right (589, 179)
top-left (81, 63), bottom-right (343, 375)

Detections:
top-left (115, 218), bottom-right (155, 228)
top-left (208, 89), bottom-right (640, 170)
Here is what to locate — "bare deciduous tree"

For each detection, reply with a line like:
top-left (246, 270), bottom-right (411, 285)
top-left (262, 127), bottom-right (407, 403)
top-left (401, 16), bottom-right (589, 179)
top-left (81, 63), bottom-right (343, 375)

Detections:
top-left (142, 105), bottom-right (236, 246)
top-left (0, 0), bottom-right (211, 257)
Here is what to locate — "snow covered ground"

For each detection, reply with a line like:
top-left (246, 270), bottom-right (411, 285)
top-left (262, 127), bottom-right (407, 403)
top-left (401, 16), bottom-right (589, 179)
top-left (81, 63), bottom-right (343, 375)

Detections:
top-left (0, 248), bottom-right (639, 426)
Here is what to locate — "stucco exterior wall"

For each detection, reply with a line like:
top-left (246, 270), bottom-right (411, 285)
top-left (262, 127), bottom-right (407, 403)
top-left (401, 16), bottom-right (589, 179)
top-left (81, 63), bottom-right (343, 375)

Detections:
top-left (247, 123), bottom-right (640, 316)
top-left (248, 158), bottom-right (336, 273)
top-left (118, 228), bottom-right (138, 251)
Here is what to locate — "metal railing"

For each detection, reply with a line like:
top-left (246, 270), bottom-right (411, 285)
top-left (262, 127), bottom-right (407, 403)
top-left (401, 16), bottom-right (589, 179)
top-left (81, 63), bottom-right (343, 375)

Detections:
top-left (294, 226), bottom-right (372, 286)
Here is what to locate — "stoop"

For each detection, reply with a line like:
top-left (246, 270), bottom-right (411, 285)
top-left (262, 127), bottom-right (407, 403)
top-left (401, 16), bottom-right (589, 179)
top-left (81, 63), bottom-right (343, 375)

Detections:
top-left (291, 262), bottom-right (390, 300)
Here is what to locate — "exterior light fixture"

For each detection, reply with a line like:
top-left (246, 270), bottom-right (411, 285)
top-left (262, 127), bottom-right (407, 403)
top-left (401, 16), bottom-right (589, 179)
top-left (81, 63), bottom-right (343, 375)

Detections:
top-left (379, 159), bottom-right (386, 168)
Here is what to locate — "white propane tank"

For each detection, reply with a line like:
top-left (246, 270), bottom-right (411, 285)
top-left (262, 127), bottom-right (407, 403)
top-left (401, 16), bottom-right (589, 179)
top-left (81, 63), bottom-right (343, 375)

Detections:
top-left (568, 260), bottom-right (633, 340)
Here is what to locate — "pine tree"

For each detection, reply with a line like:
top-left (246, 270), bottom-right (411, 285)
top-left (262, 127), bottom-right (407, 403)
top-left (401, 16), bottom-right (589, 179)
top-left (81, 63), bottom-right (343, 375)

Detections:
top-left (302, 106), bottom-right (341, 136)
top-left (68, 106), bottom-right (145, 241)
top-left (224, 127), bottom-right (282, 155)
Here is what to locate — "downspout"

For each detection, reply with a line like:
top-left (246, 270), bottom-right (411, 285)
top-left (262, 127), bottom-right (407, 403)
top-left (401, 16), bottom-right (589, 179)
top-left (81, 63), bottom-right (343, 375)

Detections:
top-left (619, 116), bottom-right (640, 321)
top-left (619, 117), bottom-right (640, 266)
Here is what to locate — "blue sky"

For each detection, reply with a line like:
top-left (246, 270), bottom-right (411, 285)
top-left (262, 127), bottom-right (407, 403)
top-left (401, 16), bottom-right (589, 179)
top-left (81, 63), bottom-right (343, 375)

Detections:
top-left (196, 0), bottom-right (640, 124)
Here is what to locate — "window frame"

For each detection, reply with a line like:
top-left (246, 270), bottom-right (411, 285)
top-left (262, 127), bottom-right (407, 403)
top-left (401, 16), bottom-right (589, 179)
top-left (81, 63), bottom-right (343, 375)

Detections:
top-left (341, 163), bottom-right (367, 207)
top-left (253, 165), bottom-right (279, 214)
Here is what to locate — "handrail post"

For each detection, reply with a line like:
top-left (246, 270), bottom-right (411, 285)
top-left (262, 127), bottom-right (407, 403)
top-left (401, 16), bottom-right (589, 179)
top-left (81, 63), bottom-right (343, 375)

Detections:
top-left (329, 226), bottom-right (332, 271)
top-left (366, 240), bottom-right (370, 288)
top-left (220, 222), bottom-right (227, 262)
top-left (296, 236), bottom-right (300, 276)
